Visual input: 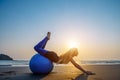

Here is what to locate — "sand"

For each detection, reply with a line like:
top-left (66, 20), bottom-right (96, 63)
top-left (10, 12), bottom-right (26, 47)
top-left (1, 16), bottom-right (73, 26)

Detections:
top-left (0, 64), bottom-right (120, 80)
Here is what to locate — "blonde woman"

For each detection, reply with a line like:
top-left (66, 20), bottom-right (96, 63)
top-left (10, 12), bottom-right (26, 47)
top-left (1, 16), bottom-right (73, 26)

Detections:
top-left (34, 32), bottom-right (94, 75)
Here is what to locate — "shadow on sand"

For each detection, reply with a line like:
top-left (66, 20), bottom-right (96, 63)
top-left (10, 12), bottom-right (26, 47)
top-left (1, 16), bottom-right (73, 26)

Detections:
top-left (0, 72), bottom-right (47, 80)
top-left (74, 73), bottom-right (96, 80)
top-left (0, 71), bottom-right (95, 80)
top-left (73, 74), bottom-right (88, 80)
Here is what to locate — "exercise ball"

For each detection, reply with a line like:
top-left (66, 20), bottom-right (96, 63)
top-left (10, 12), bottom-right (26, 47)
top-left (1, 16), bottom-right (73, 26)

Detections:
top-left (29, 53), bottom-right (53, 74)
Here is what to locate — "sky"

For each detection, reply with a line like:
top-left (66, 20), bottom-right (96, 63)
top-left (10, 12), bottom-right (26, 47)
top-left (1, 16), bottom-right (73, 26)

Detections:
top-left (0, 0), bottom-right (120, 60)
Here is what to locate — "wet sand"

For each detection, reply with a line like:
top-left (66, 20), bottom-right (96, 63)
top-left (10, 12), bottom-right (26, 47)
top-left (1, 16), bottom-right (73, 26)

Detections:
top-left (0, 64), bottom-right (120, 80)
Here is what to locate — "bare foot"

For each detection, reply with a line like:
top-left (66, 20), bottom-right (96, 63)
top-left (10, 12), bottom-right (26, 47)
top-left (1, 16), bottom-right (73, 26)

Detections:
top-left (47, 32), bottom-right (51, 40)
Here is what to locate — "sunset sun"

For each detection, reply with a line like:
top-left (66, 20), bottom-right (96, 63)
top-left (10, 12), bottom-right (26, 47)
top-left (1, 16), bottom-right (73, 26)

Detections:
top-left (68, 40), bottom-right (79, 49)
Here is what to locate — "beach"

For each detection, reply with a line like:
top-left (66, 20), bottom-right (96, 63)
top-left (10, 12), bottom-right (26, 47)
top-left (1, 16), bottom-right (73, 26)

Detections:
top-left (0, 64), bottom-right (120, 80)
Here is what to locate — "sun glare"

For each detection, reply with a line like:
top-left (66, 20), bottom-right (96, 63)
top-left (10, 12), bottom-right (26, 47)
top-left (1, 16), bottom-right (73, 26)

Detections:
top-left (68, 40), bottom-right (79, 49)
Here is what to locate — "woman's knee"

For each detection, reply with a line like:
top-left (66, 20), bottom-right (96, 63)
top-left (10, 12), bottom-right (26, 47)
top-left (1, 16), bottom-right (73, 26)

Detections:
top-left (34, 46), bottom-right (42, 53)
top-left (34, 46), bottom-right (38, 52)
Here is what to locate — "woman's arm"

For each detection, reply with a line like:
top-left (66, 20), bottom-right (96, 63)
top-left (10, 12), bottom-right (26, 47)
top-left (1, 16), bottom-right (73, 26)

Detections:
top-left (70, 59), bottom-right (95, 75)
top-left (70, 59), bottom-right (86, 73)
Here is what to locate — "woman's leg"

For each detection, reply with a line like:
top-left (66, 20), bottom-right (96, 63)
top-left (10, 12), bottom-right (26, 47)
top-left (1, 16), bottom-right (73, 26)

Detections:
top-left (34, 32), bottom-right (60, 62)
top-left (34, 36), bottom-right (49, 49)
top-left (34, 36), bottom-right (49, 56)
top-left (34, 32), bottom-right (51, 56)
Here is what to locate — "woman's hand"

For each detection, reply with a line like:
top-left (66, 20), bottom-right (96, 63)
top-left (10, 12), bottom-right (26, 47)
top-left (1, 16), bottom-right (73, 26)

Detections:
top-left (84, 71), bottom-right (95, 75)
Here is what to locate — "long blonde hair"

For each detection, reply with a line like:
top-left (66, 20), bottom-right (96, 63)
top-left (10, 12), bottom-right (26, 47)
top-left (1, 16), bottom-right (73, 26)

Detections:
top-left (58, 48), bottom-right (78, 64)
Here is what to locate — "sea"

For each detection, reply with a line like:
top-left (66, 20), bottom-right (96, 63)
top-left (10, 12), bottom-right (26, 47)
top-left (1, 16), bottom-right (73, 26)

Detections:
top-left (0, 60), bottom-right (120, 66)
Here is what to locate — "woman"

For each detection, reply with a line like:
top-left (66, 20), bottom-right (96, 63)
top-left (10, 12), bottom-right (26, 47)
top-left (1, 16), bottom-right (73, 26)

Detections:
top-left (34, 32), bottom-right (94, 75)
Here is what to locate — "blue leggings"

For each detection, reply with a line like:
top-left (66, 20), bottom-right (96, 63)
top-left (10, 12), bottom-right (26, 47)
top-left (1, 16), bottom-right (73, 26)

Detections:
top-left (34, 37), bottom-right (49, 56)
